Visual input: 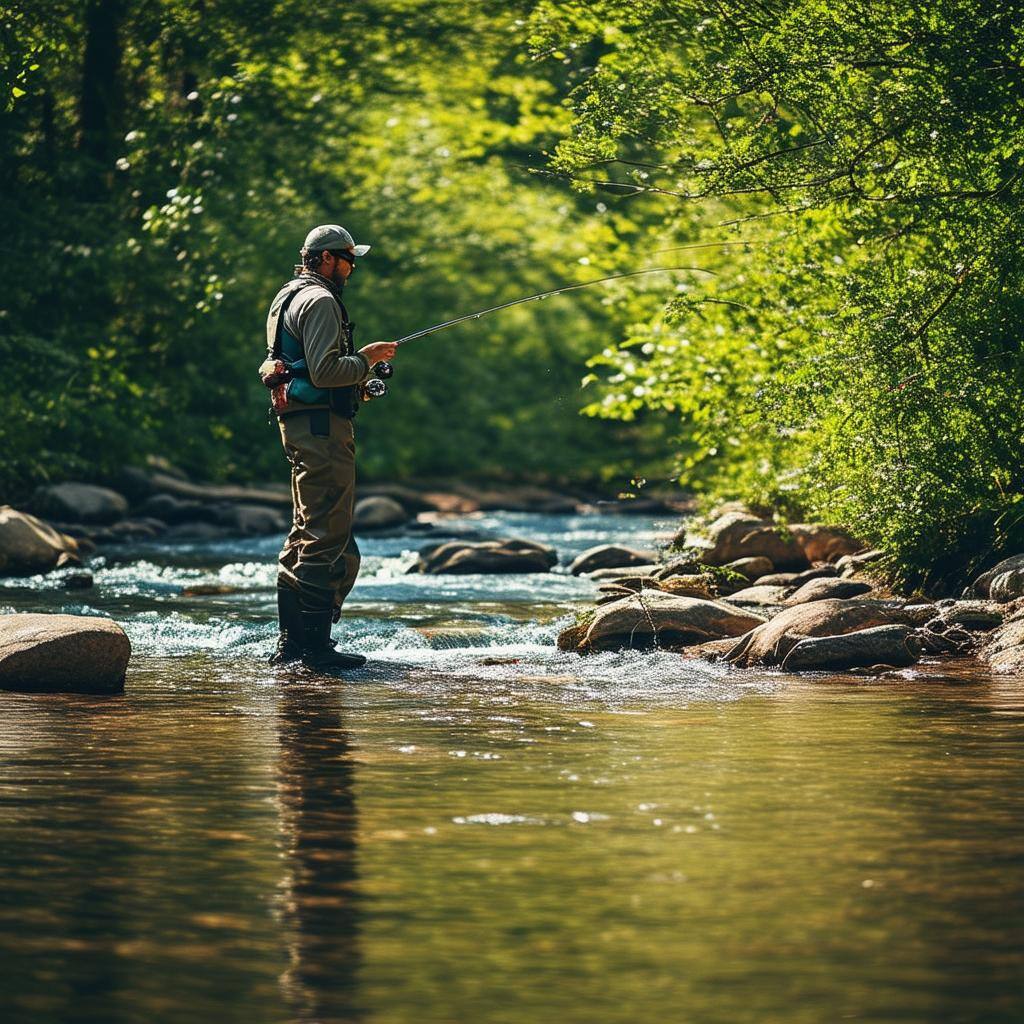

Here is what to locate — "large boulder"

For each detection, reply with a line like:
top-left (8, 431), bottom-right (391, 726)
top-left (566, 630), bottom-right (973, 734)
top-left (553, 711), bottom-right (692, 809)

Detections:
top-left (32, 483), bottom-right (129, 525)
top-left (353, 496), bottom-right (410, 532)
top-left (972, 554), bottom-right (1024, 598)
top-left (412, 538), bottom-right (558, 575)
top-left (684, 512), bottom-right (809, 570)
top-left (783, 577), bottom-right (873, 606)
top-left (0, 507), bottom-right (80, 576)
top-left (980, 606), bottom-right (1024, 672)
top-left (557, 591), bottom-right (765, 654)
top-left (0, 614), bottom-right (130, 693)
top-left (781, 624), bottom-right (921, 672)
top-left (788, 524), bottom-right (864, 563)
top-left (726, 599), bottom-right (914, 668)
top-left (990, 569), bottom-right (1024, 603)
top-left (569, 544), bottom-right (660, 576)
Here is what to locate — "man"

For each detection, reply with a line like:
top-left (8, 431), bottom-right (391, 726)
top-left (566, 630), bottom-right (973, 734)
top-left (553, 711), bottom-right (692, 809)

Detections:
top-left (264, 223), bottom-right (397, 672)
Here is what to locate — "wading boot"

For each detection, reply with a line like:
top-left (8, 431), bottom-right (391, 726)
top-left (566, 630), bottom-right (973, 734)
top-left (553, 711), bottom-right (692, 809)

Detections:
top-left (268, 585), bottom-right (304, 666)
top-left (300, 605), bottom-right (367, 672)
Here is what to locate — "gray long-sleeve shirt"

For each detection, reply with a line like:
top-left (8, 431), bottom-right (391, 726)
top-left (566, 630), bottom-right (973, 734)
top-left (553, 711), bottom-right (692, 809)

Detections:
top-left (283, 281), bottom-right (370, 388)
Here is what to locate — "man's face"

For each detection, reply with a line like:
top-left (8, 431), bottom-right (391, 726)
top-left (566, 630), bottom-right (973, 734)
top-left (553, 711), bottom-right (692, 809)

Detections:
top-left (325, 249), bottom-right (356, 286)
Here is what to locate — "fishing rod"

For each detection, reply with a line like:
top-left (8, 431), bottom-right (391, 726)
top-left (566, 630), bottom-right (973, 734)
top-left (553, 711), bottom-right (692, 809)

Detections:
top-left (393, 265), bottom-right (713, 347)
top-left (360, 265), bottom-right (712, 400)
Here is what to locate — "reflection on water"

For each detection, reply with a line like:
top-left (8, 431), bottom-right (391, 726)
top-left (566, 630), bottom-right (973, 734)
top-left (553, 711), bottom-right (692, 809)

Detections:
top-left (276, 685), bottom-right (362, 1023)
top-left (0, 511), bottom-right (1022, 1023)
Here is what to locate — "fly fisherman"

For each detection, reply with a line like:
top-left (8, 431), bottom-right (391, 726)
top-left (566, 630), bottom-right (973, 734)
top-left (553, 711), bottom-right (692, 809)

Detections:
top-left (262, 224), bottom-right (397, 672)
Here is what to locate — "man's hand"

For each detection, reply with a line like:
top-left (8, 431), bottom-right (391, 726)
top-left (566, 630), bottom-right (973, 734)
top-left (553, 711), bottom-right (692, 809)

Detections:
top-left (359, 341), bottom-right (398, 366)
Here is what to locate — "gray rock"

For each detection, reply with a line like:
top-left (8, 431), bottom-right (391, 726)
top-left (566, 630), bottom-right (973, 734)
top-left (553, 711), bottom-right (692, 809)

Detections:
top-left (652, 555), bottom-right (704, 581)
top-left (0, 507), bottom-right (81, 576)
top-left (213, 503), bottom-right (287, 536)
top-left (0, 613), bottom-right (130, 693)
top-left (60, 571), bottom-right (94, 590)
top-left (973, 554), bottom-right (1024, 598)
top-left (354, 495), bottom-right (410, 531)
top-left (163, 521), bottom-right (235, 541)
top-left (413, 538), bottom-right (558, 575)
top-left (557, 591), bottom-right (766, 654)
top-left (931, 601), bottom-right (1003, 632)
top-left (989, 568), bottom-right (1024, 604)
top-left (783, 577), bottom-right (872, 606)
top-left (136, 493), bottom-right (215, 524)
top-left (781, 624), bottom-right (921, 672)
top-left (570, 544), bottom-right (660, 575)
top-left (726, 599), bottom-right (915, 668)
top-left (836, 549), bottom-right (884, 577)
top-left (586, 565), bottom-right (661, 581)
top-left (724, 556), bottom-right (774, 581)
top-left (726, 584), bottom-right (789, 606)
top-left (980, 607), bottom-right (1024, 672)
top-left (32, 483), bottom-right (129, 525)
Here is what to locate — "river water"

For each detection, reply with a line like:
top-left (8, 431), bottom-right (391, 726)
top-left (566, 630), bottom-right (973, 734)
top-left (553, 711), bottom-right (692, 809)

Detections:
top-left (1, 511), bottom-right (1021, 1023)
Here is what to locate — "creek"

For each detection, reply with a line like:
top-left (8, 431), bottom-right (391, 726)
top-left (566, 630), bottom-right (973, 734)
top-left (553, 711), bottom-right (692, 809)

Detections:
top-left (1, 510), bottom-right (1021, 1023)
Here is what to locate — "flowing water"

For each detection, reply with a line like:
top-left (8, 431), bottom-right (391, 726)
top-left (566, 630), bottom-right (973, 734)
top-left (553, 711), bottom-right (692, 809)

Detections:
top-left (1, 511), bottom-right (1021, 1024)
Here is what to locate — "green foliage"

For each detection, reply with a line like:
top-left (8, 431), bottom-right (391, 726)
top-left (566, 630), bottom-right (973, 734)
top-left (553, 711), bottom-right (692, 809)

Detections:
top-left (0, 0), bottom-right (664, 501)
top-left (530, 0), bottom-right (1024, 588)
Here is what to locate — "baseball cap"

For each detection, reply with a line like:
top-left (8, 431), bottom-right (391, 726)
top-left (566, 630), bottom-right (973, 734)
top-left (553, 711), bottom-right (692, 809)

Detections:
top-left (302, 223), bottom-right (371, 257)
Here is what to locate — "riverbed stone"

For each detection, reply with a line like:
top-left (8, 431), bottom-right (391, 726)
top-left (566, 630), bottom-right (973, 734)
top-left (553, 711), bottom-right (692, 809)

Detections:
top-left (836, 549), bottom-right (884, 577)
top-left (972, 554), bottom-right (1024, 598)
top-left (569, 544), bottom-right (660, 576)
top-left (726, 585), bottom-right (789, 606)
top-left (412, 538), bottom-right (558, 575)
top-left (989, 568), bottom-right (1024, 604)
top-left (0, 613), bottom-right (130, 694)
top-left (929, 600), bottom-right (1004, 632)
top-left (783, 577), bottom-right (873, 606)
top-left (780, 624), bottom-right (921, 672)
top-left (726, 599), bottom-right (915, 668)
top-left (354, 495), bottom-right (410, 531)
top-left (724, 556), bottom-right (774, 581)
top-left (558, 591), bottom-right (766, 654)
top-left (788, 523), bottom-right (864, 563)
top-left (586, 565), bottom-right (661, 582)
top-left (0, 507), bottom-right (81, 576)
top-left (32, 483), bottom-right (129, 525)
top-left (684, 511), bottom-right (809, 570)
top-left (980, 606), bottom-right (1024, 672)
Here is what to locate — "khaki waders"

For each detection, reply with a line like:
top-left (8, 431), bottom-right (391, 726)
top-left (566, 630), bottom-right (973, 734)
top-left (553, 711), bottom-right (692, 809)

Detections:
top-left (277, 408), bottom-right (361, 611)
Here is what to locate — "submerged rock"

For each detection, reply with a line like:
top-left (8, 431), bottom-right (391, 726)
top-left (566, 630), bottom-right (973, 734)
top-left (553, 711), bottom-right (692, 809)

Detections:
top-left (32, 483), bottom-right (129, 525)
top-left (726, 599), bottom-right (914, 668)
top-left (780, 624), bottom-right (921, 672)
top-left (569, 544), bottom-right (660, 576)
top-left (0, 507), bottom-right (80, 576)
top-left (0, 613), bottom-right (130, 694)
top-left (782, 577), bottom-right (873, 606)
top-left (558, 591), bottom-right (765, 654)
top-left (412, 538), bottom-right (558, 575)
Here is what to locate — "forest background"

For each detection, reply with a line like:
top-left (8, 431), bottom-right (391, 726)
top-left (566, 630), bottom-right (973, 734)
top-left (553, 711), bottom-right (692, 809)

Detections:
top-left (1, 0), bottom-right (1021, 587)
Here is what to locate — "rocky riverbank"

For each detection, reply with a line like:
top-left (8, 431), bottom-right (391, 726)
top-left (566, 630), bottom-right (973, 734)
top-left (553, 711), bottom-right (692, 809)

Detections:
top-left (5, 473), bottom-right (1024, 688)
top-left (558, 505), bottom-right (1024, 676)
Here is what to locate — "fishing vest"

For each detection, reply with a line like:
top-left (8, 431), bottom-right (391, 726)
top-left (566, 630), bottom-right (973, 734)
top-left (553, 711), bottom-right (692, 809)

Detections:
top-left (265, 277), bottom-right (360, 419)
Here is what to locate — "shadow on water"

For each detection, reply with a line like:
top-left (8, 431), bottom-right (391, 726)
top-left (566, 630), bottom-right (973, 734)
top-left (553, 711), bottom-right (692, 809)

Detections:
top-left (276, 683), bottom-right (363, 1024)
